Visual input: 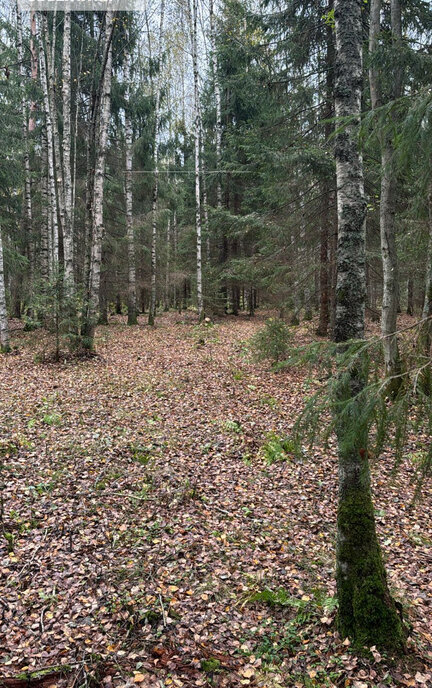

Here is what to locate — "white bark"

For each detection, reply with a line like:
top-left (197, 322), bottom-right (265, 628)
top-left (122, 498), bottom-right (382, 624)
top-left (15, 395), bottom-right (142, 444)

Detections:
top-left (43, 13), bottom-right (65, 246)
top-left (191, 0), bottom-right (204, 321)
top-left (17, 5), bottom-right (32, 252)
top-left (38, 13), bottom-right (59, 269)
top-left (0, 229), bottom-right (9, 352)
top-left (210, 0), bottom-right (222, 209)
top-left (40, 128), bottom-right (50, 280)
top-left (62, 11), bottom-right (74, 286)
top-left (85, 12), bottom-right (114, 343)
top-left (165, 216), bottom-right (171, 310)
top-left (423, 184), bottom-right (432, 321)
top-left (334, 0), bottom-right (366, 342)
top-left (148, 0), bottom-right (166, 325)
top-left (125, 45), bottom-right (137, 325)
top-left (369, 0), bottom-right (402, 379)
top-left (29, 12), bottom-right (37, 133)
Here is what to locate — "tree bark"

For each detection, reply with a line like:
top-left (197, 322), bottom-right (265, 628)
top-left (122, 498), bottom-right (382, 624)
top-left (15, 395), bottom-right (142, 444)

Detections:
top-left (83, 12), bottom-right (114, 348)
top-left (0, 229), bottom-right (9, 353)
top-left (148, 0), bottom-right (166, 326)
top-left (210, 0), bottom-right (222, 209)
top-left (191, 0), bottom-right (204, 322)
top-left (125, 44), bottom-right (137, 325)
top-left (38, 13), bottom-right (59, 269)
top-left (333, 0), bottom-right (405, 651)
top-left (62, 11), bottom-right (74, 287)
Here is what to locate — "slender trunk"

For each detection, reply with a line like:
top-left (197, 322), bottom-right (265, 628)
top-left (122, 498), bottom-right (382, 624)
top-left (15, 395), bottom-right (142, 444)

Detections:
top-left (17, 5), bottom-right (33, 284)
top-left (369, 0), bottom-right (402, 383)
top-left (62, 11), bottom-right (74, 287)
top-left (148, 0), bottom-right (166, 326)
top-left (44, 13), bottom-right (66, 248)
top-left (333, 0), bottom-right (405, 651)
top-left (29, 12), bottom-right (37, 132)
top-left (191, 0), bottom-right (204, 322)
top-left (317, 4), bottom-right (335, 337)
top-left (125, 47), bottom-right (137, 325)
top-left (40, 129), bottom-right (50, 280)
top-left (71, 31), bottom-right (84, 244)
top-left (165, 216), bottom-right (171, 311)
top-left (83, 12), bottom-right (114, 348)
top-left (210, 0), bottom-right (222, 209)
top-left (0, 230), bottom-right (9, 353)
top-left (38, 13), bottom-right (59, 268)
top-left (419, 184), bottom-right (432, 393)
top-left (406, 278), bottom-right (414, 316)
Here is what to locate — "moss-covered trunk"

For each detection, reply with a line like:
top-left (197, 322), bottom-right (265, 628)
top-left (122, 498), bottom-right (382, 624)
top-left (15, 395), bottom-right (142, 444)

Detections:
top-left (335, 366), bottom-right (405, 650)
top-left (333, 0), bottom-right (405, 652)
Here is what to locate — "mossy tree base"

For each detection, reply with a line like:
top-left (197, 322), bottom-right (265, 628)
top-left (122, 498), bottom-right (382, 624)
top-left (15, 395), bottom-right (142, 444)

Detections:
top-left (337, 491), bottom-right (406, 652)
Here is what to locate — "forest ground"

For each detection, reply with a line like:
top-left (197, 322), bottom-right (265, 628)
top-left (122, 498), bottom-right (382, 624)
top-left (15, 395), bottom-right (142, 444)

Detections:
top-left (0, 312), bottom-right (431, 688)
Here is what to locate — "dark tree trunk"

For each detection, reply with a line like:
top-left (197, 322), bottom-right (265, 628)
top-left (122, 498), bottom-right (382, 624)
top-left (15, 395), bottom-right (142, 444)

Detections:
top-left (333, 0), bottom-right (405, 651)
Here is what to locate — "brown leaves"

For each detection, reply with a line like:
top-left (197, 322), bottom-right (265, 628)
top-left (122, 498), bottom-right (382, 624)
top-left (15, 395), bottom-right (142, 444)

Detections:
top-left (0, 313), bottom-right (431, 688)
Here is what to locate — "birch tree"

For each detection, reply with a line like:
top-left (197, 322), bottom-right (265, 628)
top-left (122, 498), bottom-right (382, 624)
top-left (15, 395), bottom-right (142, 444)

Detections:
top-left (83, 12), bottom-right (115, 348)
top-left (38, 13), bottom-right (59, 269)
top-left (125, 39), bottom-right (137, 325)
top-left (16, 4), bottom-right (32, 278)
top-left (333, 0), bottom-right (405, 650)
top-left (369, 0), bottom-right (402, 385)
top-left (62, 11), bottom-right (74, 287)
top-left (0, 230), bottom-right (9, 353)
top-left (148, 0), bottom-right (166, 326)
top-left (191, 0), bottom-right (204, 321)
top-left (209, 0), bottom-right (222, 210)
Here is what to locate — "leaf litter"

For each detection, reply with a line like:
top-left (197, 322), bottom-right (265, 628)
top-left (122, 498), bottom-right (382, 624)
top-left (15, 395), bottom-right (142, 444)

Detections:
top-left (0, 313), bottom-right (431, 687)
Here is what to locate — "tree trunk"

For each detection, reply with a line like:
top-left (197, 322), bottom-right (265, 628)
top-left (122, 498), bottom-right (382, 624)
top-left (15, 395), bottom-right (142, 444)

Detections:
top-left (83, 12), bottom-right (114, 348)
top-left (191, 0), bottom-right (204, 322)
top-left (369, 0), bottom-right (402, 383)
top-left (148, 0), bottom-right (166, 326)
top-left (17, 5), bottom-right (33, 287)
top-left (125, 45), bottom-right (137, 325)
top-left (210, 0), bottom-right (222, 209)
top-left (165, 216), bottom-right (171, 311)
top-left (333, 0), bottom-right (405, 651)
top-left (62, 11), bottom-right (74, 287)
top-left (0, 230), bottom-right (9, 353)
top-left (38, 13), bottom-right (59, 268)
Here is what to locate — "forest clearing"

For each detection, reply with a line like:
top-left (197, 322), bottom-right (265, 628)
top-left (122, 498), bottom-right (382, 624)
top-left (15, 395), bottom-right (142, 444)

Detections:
top-left (0, 313), bottom-right (431, 687)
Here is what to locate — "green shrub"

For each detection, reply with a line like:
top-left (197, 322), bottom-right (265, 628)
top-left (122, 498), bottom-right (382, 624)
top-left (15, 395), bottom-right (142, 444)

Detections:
top-left (260, 433), bottom-right (299, 464)
top-left (251, 317), bottom-right (291, 365)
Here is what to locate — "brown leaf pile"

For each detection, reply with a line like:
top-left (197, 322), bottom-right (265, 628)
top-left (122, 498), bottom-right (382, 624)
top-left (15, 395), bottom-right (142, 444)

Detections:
top-left (0, 313), bottom-right (430, 687)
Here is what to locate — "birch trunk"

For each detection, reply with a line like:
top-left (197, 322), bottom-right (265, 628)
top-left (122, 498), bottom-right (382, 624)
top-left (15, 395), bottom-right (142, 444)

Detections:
top-left (0, 230), bottom-right (9, 353)
top-left (125, 46), bottom-right (137, 325)
top-left (17, 5), bottom-right (33, 280)
top-left (148, 0), bottom-right (166, 326)
top-left (192, 0), bottom-right (204, 321)
top-left (44, 14), bottom-right (66, 248)
top-left (369, 0), bottom-right (402, 384)
top-left (209, 0), bottom-right (222, 209)
top-left (164, 216), bottom-right (171, 311)
top-left (62, 11), bottom-right (74, 286)
top-left (29, 12), bottom-right (37, 133)
top-left (333, 0), bottom-right (405, 650)
top-left (83, 12), bottom-right (114, 348)
top-left (40, 129), bottom-right (50, 280)
top-left (38, 14), bottom-right (59, 268)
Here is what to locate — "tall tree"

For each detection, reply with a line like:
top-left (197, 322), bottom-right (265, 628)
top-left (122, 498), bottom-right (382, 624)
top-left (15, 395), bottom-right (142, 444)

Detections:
top-left (191, 0), bottom-right (204, 321)
top-left (148, 0), bottom-right (166, 326)
top-left (83, 11), bottom-right (115, 348)
top-left (0, 229), bottom-right (9, 353)
top-left (62, 11), bottom-right (74, 287)
top-left (125, 33), bottom-right (137, 326)
top-left (333, 0), bottom-right (405, 649)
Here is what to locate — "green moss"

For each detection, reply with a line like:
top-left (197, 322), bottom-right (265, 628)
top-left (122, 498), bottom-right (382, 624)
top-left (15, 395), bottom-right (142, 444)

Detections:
top-left (336, 491), bottom-right (406, 652)
top-left (201, 658), bottom-right (221, 673)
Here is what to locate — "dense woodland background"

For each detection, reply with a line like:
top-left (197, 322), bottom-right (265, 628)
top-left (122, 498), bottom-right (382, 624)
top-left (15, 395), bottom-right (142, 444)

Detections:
top-left (0, 0), bottom-right (431, 348)
top-left (0, 0), bottom-right (432, 686)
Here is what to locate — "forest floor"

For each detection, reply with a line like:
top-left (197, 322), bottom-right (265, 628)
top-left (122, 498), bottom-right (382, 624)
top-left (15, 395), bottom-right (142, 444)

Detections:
top-left (0, 312), bottom-right (431, 688)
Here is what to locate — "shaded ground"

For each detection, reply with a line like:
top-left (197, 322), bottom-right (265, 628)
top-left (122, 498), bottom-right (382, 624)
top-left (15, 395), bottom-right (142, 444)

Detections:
top-left (0, 313), bottom-right (431, 687)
